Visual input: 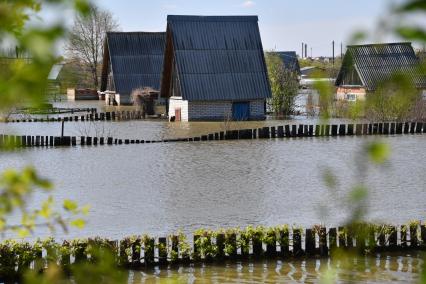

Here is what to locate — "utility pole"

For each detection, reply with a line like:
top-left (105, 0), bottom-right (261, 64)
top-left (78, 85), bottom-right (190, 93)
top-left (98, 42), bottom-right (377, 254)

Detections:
top-left (305, 43), bottom-right (307, 58)
top-left (332, 40), bottom-right (335, 65)
top-left (301, 42), bottom-right (304, 58)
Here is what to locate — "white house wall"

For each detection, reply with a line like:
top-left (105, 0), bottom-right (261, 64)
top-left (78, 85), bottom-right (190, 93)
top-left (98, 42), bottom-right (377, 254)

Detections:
top-left (168, 97), bottom-right (189, 121)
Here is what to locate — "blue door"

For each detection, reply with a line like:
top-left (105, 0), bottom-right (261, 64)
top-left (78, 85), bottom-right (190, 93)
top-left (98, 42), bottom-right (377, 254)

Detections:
top-left (232, 102), bottom-right (250, 121)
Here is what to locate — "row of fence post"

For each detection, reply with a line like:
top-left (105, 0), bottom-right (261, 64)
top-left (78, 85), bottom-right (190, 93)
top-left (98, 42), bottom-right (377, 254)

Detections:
top-left (0, 224), bottom-right (424, 274)
top-left (4, 110), bottom-right (146, 123)
top-left (0, 122), bottom-right (424, 149)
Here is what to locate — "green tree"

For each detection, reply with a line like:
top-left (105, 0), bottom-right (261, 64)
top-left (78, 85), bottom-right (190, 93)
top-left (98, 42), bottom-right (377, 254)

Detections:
top-left (0, 0), bottom-right (92, 237)
top-left (365, 73), bottom-right (420, 122)
top-left (265, 52), bottom-right (299, 116)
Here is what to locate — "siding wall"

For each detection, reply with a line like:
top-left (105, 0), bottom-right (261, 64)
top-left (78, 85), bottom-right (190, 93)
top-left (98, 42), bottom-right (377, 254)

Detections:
top-left (336, 87), bottom-right (367, 101)
top-left (169, 98), bottom-right (265, 121)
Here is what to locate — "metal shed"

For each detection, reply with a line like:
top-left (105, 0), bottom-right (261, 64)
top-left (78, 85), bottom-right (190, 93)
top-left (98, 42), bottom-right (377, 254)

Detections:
top-left (161, 15), bottom-right (271, 121)
top-left (335, 42), bottom-right (426, 101)
top-left (276, 51), bottom-right (301, 75)
top-left (100, 32), bottom-right (166, 105)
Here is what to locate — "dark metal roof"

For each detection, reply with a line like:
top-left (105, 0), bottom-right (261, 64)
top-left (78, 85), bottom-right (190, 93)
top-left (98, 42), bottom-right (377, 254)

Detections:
top-left (102, 32), bottom-right (166, 94)
top-left (161, 15), bottom-right (271, 101)
top-left (336, 42), bottom-right (426, 90)
top-left (276, 51), bottom-right (301, 74)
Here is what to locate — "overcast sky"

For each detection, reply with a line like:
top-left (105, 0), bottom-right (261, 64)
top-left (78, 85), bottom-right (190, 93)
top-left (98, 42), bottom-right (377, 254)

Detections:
top-left (90, 0), bottom-right (407, 57)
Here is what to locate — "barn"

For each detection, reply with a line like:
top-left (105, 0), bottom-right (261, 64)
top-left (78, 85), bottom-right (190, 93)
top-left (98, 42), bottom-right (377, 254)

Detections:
top-left (335, 42), bottom-right (426, 101)
top-left (160, 15), bottom-right (271, 121)
top-left (100, 32), bottom-right (166, 106)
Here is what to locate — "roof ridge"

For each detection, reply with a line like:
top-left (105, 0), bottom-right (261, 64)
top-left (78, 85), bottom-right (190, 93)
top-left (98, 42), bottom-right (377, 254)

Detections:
top-left (167, 15), bottom-right (258, 22)
top-left (107, 31), bottom-right (166, 35)
top-left (347, 42), bottom-right (412, 48)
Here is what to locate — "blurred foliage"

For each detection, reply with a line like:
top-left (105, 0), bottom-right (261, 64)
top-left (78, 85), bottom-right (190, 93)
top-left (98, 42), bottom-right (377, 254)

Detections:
top-left (0, 0), bottom-right (91, 237)
top-left (365, 73), bottom-right (420, 122)
top-left (0, 167), bottom-right (89, 238)
top-left (318, 0), bottom-right (426, 283)
top-left (265, 52), bottom-right (299, 116)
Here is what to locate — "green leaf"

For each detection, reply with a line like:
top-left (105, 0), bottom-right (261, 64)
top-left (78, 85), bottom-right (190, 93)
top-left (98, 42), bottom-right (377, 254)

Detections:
top-left (395, 26), bottom-right (426, 41)
top-left (396, 0), bottom-right (426, 12)
top-left (17, 228), bottom-right (30, 238)
top-left (70, 219), bottom-right (86, 229)
top-left (81, 204), bottom-right (91, 215)
top-left (366, 142), bottom-right (390, 164)
top-left (63, 199), bottom-right (78, 212)
top-left (349, 186), bottom-right (368, 202)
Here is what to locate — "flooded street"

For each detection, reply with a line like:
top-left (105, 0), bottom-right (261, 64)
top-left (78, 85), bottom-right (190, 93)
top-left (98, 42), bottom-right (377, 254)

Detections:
top-left (0, 102), bottom-right (425, 240)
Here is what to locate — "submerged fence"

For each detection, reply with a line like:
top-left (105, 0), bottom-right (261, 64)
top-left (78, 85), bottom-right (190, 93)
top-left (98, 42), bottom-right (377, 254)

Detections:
top-left (0, 223), bottom-right (425, 281)
top-left (0, 121), bottom-right (425, 149)
top-left (2, 110), bottom-right (146, 123)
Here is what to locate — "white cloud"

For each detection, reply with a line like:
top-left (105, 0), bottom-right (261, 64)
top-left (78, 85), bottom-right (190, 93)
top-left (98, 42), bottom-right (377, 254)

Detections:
top-left (242, 1), bottom-right (255, 8)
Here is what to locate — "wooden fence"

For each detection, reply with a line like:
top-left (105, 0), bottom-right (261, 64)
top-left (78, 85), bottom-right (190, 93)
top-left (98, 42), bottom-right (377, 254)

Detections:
top-left (0, 121), bottom-right (424, 149)
top-left (0, 223), bottom-right (425, 280)
top-left (2, 110), bottom-right (146, 123)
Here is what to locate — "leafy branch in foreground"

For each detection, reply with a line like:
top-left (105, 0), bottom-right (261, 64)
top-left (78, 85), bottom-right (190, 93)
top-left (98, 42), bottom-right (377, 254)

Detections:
top-left (0, 167), bottom-right (90, 238)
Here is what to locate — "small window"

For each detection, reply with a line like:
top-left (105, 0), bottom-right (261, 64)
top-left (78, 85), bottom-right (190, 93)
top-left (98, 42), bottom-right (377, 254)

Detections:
top-left (346, 94), bottom-right (357, 101)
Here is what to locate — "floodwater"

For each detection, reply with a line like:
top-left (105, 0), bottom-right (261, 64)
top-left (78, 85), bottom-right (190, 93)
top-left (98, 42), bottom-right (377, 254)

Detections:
top-left (0, 101), bottom-right (425, 240)
top-left (129, 252), bottom-right (423, 283)
top-left (1, 100), bottom-right (425, 282)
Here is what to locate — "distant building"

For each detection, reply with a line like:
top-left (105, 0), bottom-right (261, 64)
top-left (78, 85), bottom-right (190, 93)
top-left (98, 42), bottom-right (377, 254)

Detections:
top-left (276, 51), bottom-right (301, 75)
top-left (160, 15), bottom-right (271, 121)
top-left (47, 64), bottom-right (63, 96)
top-left (100, 32), bottom-right (166, 105)
top-left (335, 42), bottom-right (426, 101)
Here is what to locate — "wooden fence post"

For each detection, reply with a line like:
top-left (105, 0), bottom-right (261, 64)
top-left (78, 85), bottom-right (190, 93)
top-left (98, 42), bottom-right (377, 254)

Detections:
top-left (410, 122), bottom-right (416, 134)
top-left (144, 237), bottom-right (155, 266)
top-left (383, 123), bottom-right (389, 134)
top-left (291, 125), bottom-right (297, 137)
top-left (285, 125), bottom-right (291, 137)
top-left (347, 124), bottom-right (354, 135)
top-left (415, 122), bottom-right (422, 133)
top-left (404, 122), bottom-right (410, 134)
top-left (331, 125), bottom-right (338, 136)
top-left (410, 224), bottom-right (418, 248)
top-left (329, 228), bottom-right (337, 250)
top-left (292, 228), bottom-right (303, 257)
top-left (401, 225), bottom-right (408, 248)
top-left (315, 125), bottom-right (321, 136)
top-left (169, 235), bottom-right (178, 263)
top-left (305, 229), bottom-right (315, 256)
top-left (325, 125), bottom-right (330, 136)
top-left (319, 227), bottom-right (328, 256)
top-left (297, 124), bottom-right (304, 137)
top-left (271, 126), bottom-right (276, 138)
top-left (339, 124), bottom-right (346, 136)
top-left (279, 229), bottom-right (290, 258)
top-left (158, 237), bottom-right (167, 264)
top-left (216, 233), bottom-right (225, 259)
top-left (277, 126), bottom-right (284, 138)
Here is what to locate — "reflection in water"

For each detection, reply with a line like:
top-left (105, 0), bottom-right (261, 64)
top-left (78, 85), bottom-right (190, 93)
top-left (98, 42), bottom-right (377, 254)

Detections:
top-left (128, 252), bottom-right (422, 283)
